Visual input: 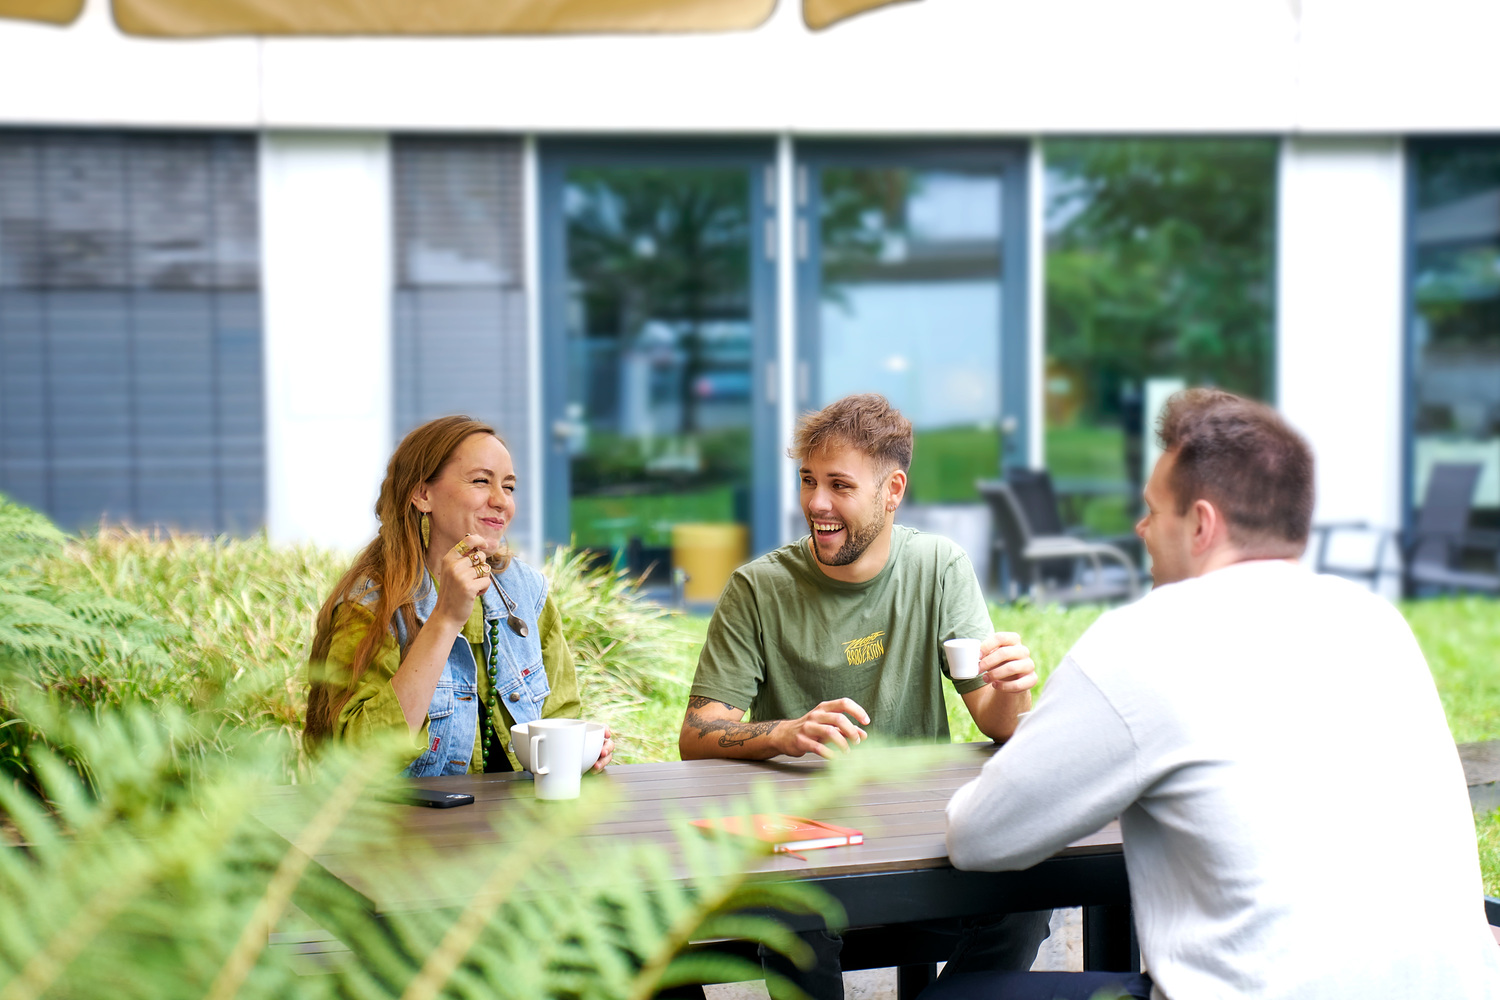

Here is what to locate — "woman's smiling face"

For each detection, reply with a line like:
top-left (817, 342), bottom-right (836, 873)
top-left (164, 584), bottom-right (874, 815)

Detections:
top-left (412, 433), bottom-right (516, 553)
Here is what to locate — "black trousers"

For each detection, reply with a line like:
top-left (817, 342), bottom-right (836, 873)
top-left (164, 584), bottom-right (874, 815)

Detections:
top-left (759, 909), bottom-right (1055, 1000)
top-left (916, 970), bottom-right (1153, 1000)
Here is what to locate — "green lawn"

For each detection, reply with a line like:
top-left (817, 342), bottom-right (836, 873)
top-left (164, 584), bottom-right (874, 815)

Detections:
top-left (907, 426), bottom-right (1002, 504)
top-left (1044, 424), bottom-right (1128, 481)
top-left (570, 486), bottom-right (738, 550)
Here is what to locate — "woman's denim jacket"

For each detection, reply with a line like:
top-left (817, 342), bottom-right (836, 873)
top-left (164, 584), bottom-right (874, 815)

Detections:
top-left (389, 558), bottom-right (552, 777)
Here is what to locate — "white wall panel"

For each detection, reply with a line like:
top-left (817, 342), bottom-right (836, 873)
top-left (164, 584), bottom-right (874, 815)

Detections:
top-left (0, 0), bottom-right (259, 127)
top-left (1277, 138), bottom-right (1405, 585)
top-left (1298, 0), bottom-right (1500, 133)
top-left (261, 132), bottom-right (392, 549)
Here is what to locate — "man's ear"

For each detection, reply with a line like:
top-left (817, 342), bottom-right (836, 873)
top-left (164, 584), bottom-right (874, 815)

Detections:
top-left (1189, 498), bottom-right (1225, 556)
top-left (885, 468), bottom-right (908, 511)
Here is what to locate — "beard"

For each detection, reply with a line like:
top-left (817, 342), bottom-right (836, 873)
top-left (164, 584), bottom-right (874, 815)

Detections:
top-left (809, 496), bottom-right (888, 568)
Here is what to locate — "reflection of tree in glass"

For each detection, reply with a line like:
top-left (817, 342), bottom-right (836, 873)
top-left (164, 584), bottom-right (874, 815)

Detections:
top-left (1417, 247), bottom-right (1500, 350)
top-left (1045, 140), bottom-right (1276, 426)
top-left (1413, 143), bottom-right (1500, 353)
top-left (1416, 142), bottom-right (1500, 210)
top-left (818, 167), bottom-right (922, 307)
top-left (566, 169), bottom-right (750, 435)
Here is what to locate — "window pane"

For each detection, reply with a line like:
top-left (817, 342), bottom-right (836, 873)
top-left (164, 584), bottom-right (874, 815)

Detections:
top-left (818, 166), bottom-right (1003, 503)
top-left (0, 130), bottom-right (264, 534)
top-left (563, 166), bottom-right (754, 557)
top-left (1043, 139), bottom-right (1277, 533)
top-left (391, 136), bottom-right (533, 549)
top-left (1411, 141), bottom-right (1500, 526)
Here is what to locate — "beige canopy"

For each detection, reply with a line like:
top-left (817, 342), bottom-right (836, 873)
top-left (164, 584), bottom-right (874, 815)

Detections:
top-left (0, 0), bottom-right (911, 33)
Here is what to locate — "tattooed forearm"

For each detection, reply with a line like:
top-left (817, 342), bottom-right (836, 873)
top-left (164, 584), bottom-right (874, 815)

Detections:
top-left (684, 710), bottom-right (779, 748)
top-left (713, 720), bottom-right (779, 748)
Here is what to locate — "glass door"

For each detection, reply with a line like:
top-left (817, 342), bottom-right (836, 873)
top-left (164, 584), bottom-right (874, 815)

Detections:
top-left (540, 141), bottom-right (778, 585)
top-left (796, 143), bottom-right (1031, 497)
top-left (794, 143), bottom-right (1030, 578)
top-left (1409, 140), bottom-right (1500, 535)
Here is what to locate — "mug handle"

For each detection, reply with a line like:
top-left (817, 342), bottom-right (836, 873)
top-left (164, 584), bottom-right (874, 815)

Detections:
top-left (530, 733), bottom-right (549, 775)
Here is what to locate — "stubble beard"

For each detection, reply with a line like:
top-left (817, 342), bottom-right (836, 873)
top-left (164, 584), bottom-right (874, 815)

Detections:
top-left (810, 495), bottom-right (888, 568)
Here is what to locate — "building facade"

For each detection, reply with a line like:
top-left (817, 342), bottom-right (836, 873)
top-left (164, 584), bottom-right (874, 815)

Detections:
top-left (1, 0), bottom-right (1497, 591)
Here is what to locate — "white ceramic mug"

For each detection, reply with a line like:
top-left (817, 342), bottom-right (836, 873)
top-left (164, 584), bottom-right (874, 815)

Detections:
top-left (943, 637), bottom-right (982, 680)
top-left (527, 719), bottom-right (588, 800)
top-left (510, 721), bottom-right (606, 774)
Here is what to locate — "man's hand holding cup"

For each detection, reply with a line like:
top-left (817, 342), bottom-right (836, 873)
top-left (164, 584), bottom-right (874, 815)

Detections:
top-left (977, 631), bottom-right (1039, 693)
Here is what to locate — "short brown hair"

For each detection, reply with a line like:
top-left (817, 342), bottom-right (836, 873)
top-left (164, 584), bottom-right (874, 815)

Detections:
top-left (1157, 388), bottom-right (1313, 553)
top-left (790, 393), bottom-right (914, 473)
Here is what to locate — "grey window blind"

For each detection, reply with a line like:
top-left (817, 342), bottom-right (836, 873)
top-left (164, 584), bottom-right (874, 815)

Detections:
top-left (0, 130), bottom-right (264, 534)
top-left (393, 136), bottom-right (532, 547)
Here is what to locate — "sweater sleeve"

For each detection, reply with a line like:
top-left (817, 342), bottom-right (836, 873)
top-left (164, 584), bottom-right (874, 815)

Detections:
top-left (945, 657), bottom-right (1144, 871)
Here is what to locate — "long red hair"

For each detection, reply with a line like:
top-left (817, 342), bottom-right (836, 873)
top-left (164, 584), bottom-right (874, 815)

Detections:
top-left (303, 416), bottom-right (512, 748)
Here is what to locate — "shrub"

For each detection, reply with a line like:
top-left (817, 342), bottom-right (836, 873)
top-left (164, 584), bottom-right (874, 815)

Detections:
top-left (6, 503), bottom-right (686, 780)
top-left (0, 496), bottom-right (181, 787)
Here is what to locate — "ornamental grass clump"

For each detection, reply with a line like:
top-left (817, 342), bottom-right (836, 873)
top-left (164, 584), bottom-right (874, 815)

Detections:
top-left (543, 545), bottom-right (696, 762)
top-left (36, 526), bottom-right (346, 769)
top-left (0, 495), bottom-right (181, 788)
top-left (3, 493), bottom-right (689, 781)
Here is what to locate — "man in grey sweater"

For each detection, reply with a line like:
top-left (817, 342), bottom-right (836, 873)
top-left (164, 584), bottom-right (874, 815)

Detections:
top-left (933, 389), bottom-right (1500, 1000)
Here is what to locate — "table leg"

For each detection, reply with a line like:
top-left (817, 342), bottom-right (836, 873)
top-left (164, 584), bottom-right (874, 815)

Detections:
top-left (1082, 903), bottom-right (1138, 973)
top-left (895, 962), bottom-right (939, 999)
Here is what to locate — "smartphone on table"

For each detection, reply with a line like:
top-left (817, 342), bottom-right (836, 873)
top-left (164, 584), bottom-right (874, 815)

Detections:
top-left (388, 788), bottom-right (476, 808)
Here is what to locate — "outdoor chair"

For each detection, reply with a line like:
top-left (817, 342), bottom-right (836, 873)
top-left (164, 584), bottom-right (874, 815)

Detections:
top-left (978, 478), bottom-right (1141, 605)
top-left (1314, 463), bottom-right (1500, 597)
top-left (1005, 469), bottom-right (1145, 561)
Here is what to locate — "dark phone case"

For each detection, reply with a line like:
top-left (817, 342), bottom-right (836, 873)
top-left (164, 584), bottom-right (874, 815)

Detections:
top-left (401, 789), bottom-right (475, 808)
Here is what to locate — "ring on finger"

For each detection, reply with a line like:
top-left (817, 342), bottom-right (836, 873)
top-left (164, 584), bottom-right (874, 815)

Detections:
top-left (455, 538), bottom-right (471, 555)
top-left (474, 564), bottom-right (486, 579)
top-left (470, 552), bottom-right (482, 567)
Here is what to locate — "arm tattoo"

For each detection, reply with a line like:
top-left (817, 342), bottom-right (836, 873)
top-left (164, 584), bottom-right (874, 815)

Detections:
top-left (684, 697), bottom-right (779, 748)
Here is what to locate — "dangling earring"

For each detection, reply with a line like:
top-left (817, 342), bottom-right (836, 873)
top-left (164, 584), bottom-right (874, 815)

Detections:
top-left (420, 512), bottom-right (430, 549)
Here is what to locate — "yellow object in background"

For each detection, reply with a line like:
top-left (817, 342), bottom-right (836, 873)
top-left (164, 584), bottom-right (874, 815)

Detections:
top-left (671, 523), bottom-right (748, 605)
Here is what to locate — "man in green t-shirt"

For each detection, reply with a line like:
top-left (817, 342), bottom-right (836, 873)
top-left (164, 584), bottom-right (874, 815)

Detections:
top-left (678, 393), bottom-right (1051, 999)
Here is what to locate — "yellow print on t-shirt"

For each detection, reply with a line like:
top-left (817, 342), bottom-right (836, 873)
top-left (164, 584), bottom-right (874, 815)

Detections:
top-left (843, 631), bottom-right (886, 666)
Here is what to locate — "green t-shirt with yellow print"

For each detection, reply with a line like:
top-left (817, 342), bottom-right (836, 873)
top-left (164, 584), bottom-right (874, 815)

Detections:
top-left (688, 525), bottom-right (992, 742)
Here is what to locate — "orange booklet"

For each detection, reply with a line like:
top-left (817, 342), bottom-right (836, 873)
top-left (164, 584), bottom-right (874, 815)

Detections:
top-left (692, 814), bottom-right (864, 853)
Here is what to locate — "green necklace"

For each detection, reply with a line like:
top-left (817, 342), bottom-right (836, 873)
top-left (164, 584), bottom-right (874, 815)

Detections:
top-left (481, 617), bottom-right (501, 772)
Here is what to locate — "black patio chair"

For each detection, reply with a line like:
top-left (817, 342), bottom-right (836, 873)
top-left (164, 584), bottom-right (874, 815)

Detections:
top-left (978, 478), bottom-right (1141, 605)
top-left (1314, 462), bottom-right (1500, 596)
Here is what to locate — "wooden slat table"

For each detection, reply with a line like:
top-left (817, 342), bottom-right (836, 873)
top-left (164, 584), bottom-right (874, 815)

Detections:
top-left (257, 742), bottom-right (1130, 996)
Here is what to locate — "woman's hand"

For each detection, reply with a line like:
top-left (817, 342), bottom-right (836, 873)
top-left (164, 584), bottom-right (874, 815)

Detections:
top-left (432, 533), bottom-right (494, 629)
top-left (590, 726), bottom-right (615, 773)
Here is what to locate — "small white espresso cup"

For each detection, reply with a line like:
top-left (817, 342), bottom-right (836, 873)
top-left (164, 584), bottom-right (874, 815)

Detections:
top-left (527, 719), bottom-right (588, 800)
top-left (943, 637), bottom-right (982, 680)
